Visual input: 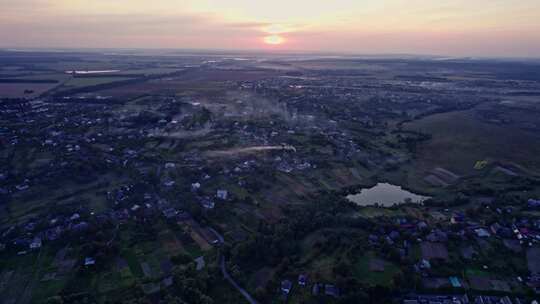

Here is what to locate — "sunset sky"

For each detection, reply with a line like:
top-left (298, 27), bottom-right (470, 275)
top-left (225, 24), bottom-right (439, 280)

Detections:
top-left (1, 0), bottom-right (540, 57)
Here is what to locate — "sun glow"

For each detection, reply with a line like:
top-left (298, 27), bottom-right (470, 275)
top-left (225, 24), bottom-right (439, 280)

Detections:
top-left (263, 35), bottom-right (285, 45)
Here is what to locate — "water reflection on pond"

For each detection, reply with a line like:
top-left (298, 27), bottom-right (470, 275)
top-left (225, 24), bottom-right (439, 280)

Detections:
top-left (346, 183), bottom-right (430, 207)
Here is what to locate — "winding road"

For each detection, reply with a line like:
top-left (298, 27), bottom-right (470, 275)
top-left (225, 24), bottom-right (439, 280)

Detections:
top-left (210, 227), bottom-right (259, 304)
top-left (220, 256), bottom-right (259, 304)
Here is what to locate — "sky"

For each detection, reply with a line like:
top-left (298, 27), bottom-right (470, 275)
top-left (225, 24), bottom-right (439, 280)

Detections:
top-left (1, 0), bottom-right (540, 57)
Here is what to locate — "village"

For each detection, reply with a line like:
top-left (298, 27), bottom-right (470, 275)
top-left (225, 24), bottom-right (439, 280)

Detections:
top-left (1, 52), bottom-right (540, 303)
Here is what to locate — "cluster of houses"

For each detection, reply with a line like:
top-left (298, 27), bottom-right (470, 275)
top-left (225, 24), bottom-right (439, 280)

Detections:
top-left (238, 73), bottom-right (483, 133)
top-left (2, 210), bottom-right (92, 256)
top-left (1, 177), bottom-right (227, 262)
top-left (280, 274), bottom-right (339, 299)
top-left (357, 199), bottom-right (540, 297)
top-left (403, 294), bottom-right (529, 304)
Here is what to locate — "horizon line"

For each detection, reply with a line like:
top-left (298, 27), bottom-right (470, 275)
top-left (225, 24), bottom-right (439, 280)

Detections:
top-left (1, 46), bottom-right (540, 61)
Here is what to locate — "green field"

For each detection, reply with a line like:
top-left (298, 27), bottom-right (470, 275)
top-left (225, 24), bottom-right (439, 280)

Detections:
top-left (61, 76), bottom-right (134, 89)
top-left (405, 108), bottom-right (540, 175)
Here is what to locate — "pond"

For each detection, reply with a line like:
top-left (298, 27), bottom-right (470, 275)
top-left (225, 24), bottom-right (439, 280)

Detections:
top-left (346, 183), bottom-right (430, 207)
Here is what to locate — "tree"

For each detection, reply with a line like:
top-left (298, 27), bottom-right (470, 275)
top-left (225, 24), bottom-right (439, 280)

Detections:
top-left (334, 259), bottom-right (353, 277)
top-left (171, 252), bottom-right (192, 265)
top-left (164, 295), bottom-right (188, 304)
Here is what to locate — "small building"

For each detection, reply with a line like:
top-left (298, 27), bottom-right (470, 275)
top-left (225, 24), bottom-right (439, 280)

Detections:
top-left (528, 199), bottom-right (540, 208)
top-left (420, 242), bottom-right (449, 261)
top-left (426, 230), bottom-right (448, 242)
top-left (449, 276), bottom-right (462, 288)
top-left (474, 228), bottom-right (491, 238)
top-left (216, 190), bottom-right (228, 200)
top-left (162, 208), bottom-right (177, 219)
top-left (201, 199), bottom-right (215, 209)
top-left (161, 276), bottom-right (173, 288)
top-left (72, 221), bottom-right (89, 233)
top-left (281, 280), bottom-right (292, 295)
top-left (160, 259), bottom-right (174, 274)
top-left (84, 257), bottom-right (96, 266)
top-left (15, 184), bottom-right (30, 191)
top-left (191, 182), bottom-right (201, 191)
top-left (29, 237), bottom-right (42, 250)
top-left (490, 223), bottom-right (503, 235)
top-left (419, 259), bottom-right (431, 270)
top-left (195, 256), bottom-right (205, 271)
top-left (389, 231), bottom-right (400, 240)
top-left (163, 180), bottom-right (175, 187)
top-left (324, 284), bottom-right (339, 298)
top-left (417, 221), bottom-right (428, 230)
top-left (298, 274), bottom-right (307, 286)
top-left (176, 210), bottom-right (191, 221)
top-left (312, 283), bottom-right (321, 296)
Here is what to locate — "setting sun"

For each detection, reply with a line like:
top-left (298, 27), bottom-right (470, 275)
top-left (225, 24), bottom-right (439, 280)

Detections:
top-left (263, 35), bottom-right (285, 45)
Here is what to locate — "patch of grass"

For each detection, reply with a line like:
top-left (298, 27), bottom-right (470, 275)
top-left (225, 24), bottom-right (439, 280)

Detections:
top-left (122, 250), bottom-right (143, 278)
top-left (31, 279), bottom-right (67, 302)
top-left (61, 77), bottom-right (134, 89)
top-left (354, 207), bottom-right (404, 218)
top-left (465, 268), bottom-right (490, 278)
top-left (184, 243), bottom-right (204, 258)
top-left (409, 244), bottom-right (422, 261)
top-left (353, 252), bottom-right (400, 287)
